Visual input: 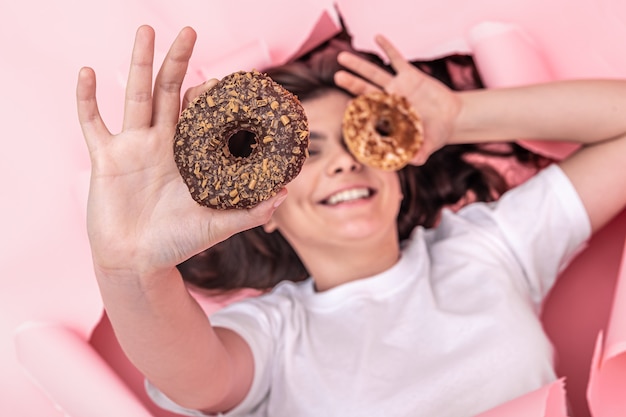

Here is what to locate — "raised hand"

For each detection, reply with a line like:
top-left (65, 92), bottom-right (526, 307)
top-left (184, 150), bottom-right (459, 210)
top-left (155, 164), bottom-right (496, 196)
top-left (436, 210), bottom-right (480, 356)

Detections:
top-left (77, 25), bottom-right (286, 278)
top-left (334, 35), bottom-right (462, 165)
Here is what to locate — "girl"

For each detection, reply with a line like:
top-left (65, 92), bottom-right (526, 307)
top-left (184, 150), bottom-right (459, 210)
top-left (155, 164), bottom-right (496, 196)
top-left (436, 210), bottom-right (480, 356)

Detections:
top-left (77, 25), bottom-right (626, 416)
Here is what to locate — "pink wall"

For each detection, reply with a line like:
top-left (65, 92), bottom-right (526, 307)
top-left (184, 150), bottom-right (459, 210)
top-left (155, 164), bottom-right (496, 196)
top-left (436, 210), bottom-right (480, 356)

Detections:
top-left (2, 1), bottom-right (625, 416)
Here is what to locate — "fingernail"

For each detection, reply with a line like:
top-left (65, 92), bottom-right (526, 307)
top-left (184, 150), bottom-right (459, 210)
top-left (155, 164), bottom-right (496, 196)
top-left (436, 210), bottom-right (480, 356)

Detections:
top-left (203, 79), bottom-right (218, 89)
top-left (273, 189), bottom-right (288, 208)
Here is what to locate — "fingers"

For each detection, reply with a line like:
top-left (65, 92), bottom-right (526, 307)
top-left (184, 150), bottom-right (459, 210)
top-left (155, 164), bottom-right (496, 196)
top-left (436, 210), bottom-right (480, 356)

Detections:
top-left (373, 35), bottom-right (413, 75)
top-left (336, 51), bottom-right (393, 91)
top-left (76, 67), bottom-right (111, 151)
top-left (335, 35), bottom-right (429, 98)
top-left (335, 35), bottom-right (412, 90)
top-left (206, 189), bottom-right (288, 244)
top-left (333, 70), bottom-right (380, 96)
top-left (246, 189), bottom-right (289, 223)
top-left (122, 25), bottom-right (156, 131)
top-left (409, 146), bottom-right (433, 166)
top-left (240, 189), bottom-right (289, 227)
top-left (152, 27), bottom-right (198, 126)
top-left (182, 78), bottom-right (218, 110)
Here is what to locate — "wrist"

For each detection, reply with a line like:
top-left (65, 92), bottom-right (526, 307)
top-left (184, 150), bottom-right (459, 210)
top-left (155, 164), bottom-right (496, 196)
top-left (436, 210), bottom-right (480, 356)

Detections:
top-left (448, 90), bottom-right (484, 144)
top-left (93, 260), bottom-right (181, 292)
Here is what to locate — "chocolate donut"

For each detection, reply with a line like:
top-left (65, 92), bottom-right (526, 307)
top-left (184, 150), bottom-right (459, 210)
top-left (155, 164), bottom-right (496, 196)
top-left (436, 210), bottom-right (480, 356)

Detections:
top-left (342, 91), bottom-right (423, 171)
top-left (174, 70), bottom-right (309, 209)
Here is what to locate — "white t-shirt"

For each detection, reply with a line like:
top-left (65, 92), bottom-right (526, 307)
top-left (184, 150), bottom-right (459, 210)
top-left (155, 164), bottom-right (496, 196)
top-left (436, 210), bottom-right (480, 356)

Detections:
top-left (147, 164), bottom-right (591, 417)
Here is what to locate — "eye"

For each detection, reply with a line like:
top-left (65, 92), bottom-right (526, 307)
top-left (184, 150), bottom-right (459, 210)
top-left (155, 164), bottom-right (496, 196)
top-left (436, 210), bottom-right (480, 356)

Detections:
top-left (307, 133), bottom-right (323, 158)
top-left (307, 146), bottom-right (320, 157)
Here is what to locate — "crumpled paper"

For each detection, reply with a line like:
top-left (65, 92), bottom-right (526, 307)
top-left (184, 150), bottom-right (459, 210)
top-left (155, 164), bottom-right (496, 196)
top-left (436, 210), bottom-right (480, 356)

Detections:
top-left (4, 1), bottom-right (626, 416)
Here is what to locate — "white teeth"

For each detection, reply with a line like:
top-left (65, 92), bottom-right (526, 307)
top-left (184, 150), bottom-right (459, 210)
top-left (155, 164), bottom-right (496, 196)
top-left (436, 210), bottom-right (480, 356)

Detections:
top-left (326, 188), bottom-right (371, 205)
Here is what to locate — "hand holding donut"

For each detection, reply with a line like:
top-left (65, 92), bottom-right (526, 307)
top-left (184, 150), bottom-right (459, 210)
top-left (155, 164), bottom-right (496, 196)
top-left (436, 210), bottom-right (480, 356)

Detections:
top-left (77, 26), bottom-right (287, 278)
top-left (335, 35), bottom-right (463, 166)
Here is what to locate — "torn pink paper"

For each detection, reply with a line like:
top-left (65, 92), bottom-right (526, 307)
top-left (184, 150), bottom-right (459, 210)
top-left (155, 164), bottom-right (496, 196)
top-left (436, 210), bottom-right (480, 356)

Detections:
top-left (196, 38), bottom-right (273, 80)
top-left (467, 22), bottom-right (580, 161)
top-left (475, 379), bottom-right (568, 417)
top-left (337, 0), bottom-right (626, 161)
top-left (602, 238), bottom-right (626, 362)
top-left (193, 9), bottom-right (343, 81)
top-left (337, 0), bottom-right (626, 78)
top-left (15, 322), bottom-right (154, 417)
top-left (3, 1), bottom-right (626, 416)
top-left (285, 9), bottom-right (344, 62)
top-left (1, 3), bottom-right (342, 415)
top-left (587, 236), bottom-right (626, 417)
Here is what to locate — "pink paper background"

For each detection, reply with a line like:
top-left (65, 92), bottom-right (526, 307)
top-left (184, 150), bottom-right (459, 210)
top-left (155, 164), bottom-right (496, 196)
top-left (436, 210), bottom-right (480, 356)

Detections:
top-left (475, 379), bottom-right (568, 417)
top-left (1, 1), bottom-right (625, 416)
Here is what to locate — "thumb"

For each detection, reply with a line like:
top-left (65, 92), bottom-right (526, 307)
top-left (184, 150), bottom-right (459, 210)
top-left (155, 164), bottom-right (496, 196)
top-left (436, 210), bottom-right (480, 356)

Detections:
top-left (246, 188), bottom-right (289, 224)
top-left (206, 188), bottom-right (288, 243)
top-left (182, 78), bottom-right (219, 110)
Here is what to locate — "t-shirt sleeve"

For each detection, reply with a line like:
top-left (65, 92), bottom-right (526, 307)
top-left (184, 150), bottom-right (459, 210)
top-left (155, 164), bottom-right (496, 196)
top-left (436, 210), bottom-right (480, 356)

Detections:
top-left (145, 297), bottom-right (282, 417)
top-left (145, 379), bottom-right (217, 416)
top-left (455, 163), bottom-right (591, 304)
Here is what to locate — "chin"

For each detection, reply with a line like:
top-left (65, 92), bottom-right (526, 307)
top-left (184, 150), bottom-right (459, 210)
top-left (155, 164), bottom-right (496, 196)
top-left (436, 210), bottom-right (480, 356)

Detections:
top-left (333, 221), bottom-right (396, 243)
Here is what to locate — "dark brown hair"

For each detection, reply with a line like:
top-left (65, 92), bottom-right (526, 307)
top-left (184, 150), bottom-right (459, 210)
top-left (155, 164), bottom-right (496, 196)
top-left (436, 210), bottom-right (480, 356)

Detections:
top-left (178, 33), bottom-right (551, 293)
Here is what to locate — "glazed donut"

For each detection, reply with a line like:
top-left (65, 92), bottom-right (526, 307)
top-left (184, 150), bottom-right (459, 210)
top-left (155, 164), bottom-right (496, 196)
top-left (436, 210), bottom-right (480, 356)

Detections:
top-left (342, 91), bottom-right (423, 171)
top-left (174, 70), bottom-right (309, 209)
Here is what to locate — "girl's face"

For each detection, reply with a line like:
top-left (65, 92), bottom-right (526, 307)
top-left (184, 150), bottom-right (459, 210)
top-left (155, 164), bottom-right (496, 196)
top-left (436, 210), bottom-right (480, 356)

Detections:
top-left (264, 88), bottom-right (404, 251)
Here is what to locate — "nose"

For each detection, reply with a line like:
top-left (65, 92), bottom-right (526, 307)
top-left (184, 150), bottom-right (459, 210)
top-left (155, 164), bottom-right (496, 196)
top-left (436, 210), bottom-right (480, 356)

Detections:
top-left (327, 138), bottom-right (362, 175)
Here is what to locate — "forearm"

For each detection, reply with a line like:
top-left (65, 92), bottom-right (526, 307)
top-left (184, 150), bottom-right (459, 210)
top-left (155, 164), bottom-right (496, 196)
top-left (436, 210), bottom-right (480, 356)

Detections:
top-left (95, 266), bottom-right (235, 409)
top-left (452, 79), bottom-right (626, 145)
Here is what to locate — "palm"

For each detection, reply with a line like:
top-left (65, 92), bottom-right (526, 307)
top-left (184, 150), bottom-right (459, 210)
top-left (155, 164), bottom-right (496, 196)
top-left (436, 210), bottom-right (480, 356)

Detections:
top-left (86, 127), bottom-right (199, 270)
top-left (78, 26), bottom-right (281, 277)
top-left (335, 34), bottom-right (462, 165)
top-left (386, 70), bottom-right (460, 163)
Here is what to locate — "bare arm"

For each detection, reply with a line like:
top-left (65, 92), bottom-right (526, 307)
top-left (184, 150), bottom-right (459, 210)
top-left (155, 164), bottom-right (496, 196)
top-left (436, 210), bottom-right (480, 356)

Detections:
top-left (454, 80), bottom-right (626, 145)
top-left (455, 81), bottom-right (626, 233)
top-left (77, 26), bottom-right (284, 411)
top-left (557, 132), bottom-right (626, 233)
top-left (335, 35), bottom-right (626, 233)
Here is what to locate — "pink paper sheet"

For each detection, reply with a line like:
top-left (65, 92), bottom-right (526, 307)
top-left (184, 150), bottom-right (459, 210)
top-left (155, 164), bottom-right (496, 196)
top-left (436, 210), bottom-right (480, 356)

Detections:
top-left (337, 0), bottom-right (626, 77)
top-left (3, 1), bottom-right (626, 416)
top-left (587, 237), bottom-right (626, 417)
top-left (475, 379), bottom-right (568, 417)
top-left (1, 3), bottom-right (340, 416)
top-left (14, 322), bottom-right (153, 417)
top-left (337, 0), bottom-right (625, 161)
top-left (467, 22), bottom-right (580, 160)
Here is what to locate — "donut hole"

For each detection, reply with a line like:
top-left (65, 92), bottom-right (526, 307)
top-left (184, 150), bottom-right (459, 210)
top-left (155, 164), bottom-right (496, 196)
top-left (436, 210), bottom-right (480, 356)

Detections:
top-left (227, 130), bottom-right (257, 158)
top-left (374, 117), bottom-right (393, 137)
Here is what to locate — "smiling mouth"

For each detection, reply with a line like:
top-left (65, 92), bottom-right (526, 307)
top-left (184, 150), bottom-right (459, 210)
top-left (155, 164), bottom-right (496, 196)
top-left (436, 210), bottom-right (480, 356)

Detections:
top-left (322, 187), bottom-right (374, 206)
